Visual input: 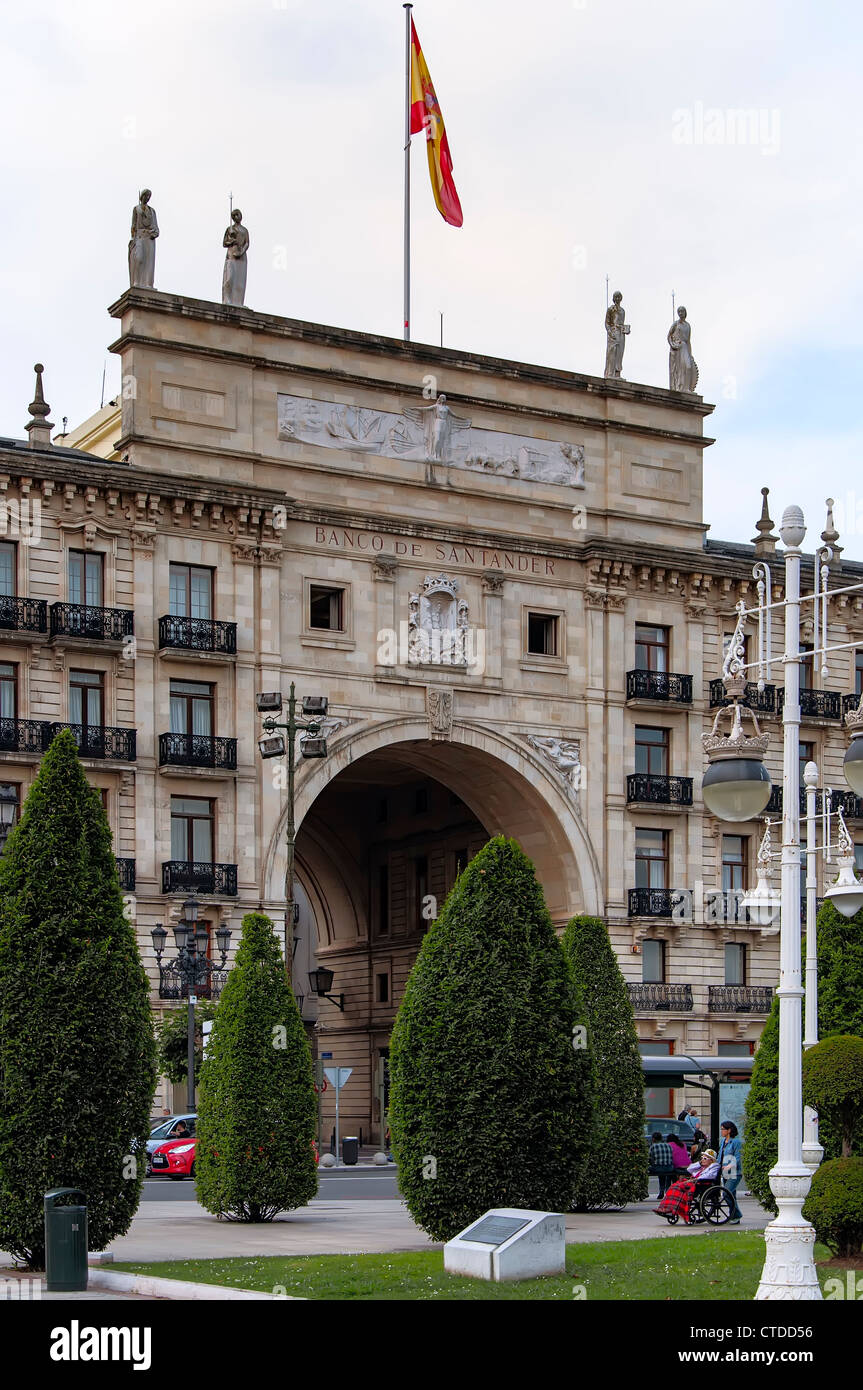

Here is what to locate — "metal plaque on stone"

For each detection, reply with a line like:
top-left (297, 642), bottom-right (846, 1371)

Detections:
top-left (461, 1215), bottom-right (531, 1246)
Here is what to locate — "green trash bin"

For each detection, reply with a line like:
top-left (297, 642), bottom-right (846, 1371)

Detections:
top-left (44, 1189), bottom-right (88, 1292)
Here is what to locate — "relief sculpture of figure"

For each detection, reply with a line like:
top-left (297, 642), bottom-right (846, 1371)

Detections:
top-left (604, 291), bottom-right (630, 378)
top-left (402, 394), bottom-right (471, 463)
top-left (128, 189), bottom-right (159, 289)
top-left (222, 208), bottom-right (249, 307)
top-left (667, 305), bottom-right (699, 392)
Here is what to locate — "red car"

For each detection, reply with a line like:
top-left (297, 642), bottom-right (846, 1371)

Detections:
top-left (150, 1136), bottom-right (197, 1180)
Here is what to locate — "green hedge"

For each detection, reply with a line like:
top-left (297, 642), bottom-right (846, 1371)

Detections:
top-left (0, 731), bottom-right (156, 1266)
top-left (389, 836), bottom-right (592, 1241)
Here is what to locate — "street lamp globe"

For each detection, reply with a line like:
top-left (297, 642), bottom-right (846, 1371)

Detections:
top-left (843, 728), bottom-right (863, 797)
top-left (702, 756), bottom-right (772, 823)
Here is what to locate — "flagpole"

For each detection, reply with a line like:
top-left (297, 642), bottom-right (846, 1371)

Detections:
top-left (403, 2), bottom-right (412, 341)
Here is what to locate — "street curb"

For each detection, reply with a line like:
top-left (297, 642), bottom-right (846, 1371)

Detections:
top-left (87, 1269), bottom-right (304, 1301)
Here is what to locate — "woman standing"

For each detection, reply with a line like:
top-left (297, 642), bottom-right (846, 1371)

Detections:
top-left (718, 1120), bottom-right (743, 1223)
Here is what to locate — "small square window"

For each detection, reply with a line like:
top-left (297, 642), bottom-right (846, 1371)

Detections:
top-left (309, 585), bottom-right (345, 632)
top-left (527, 612), bottom-right (559, 657)
top-left (376, 972), bottom-right (390, 1004)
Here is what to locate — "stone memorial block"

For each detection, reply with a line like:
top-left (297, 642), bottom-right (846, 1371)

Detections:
top-left (443, 1207), bottom-right (566, 1282)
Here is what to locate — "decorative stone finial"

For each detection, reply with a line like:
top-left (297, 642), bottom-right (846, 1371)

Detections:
top-left (26, 363), bottom-right (54, 448)
top-left (820, 497), bottom-right (843, 569)
top-left (752, 487), bottom-right (778, 556)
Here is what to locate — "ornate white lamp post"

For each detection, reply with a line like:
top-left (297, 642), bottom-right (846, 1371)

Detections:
top-left (701, 501), bottom-right (863, 1300)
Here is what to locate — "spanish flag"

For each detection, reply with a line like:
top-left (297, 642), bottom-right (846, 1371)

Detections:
top-left (409, 19), bottom-right (463, 227)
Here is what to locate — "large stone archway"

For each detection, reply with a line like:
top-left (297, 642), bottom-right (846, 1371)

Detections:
top-left (263, 715), bottom-right (602, 928)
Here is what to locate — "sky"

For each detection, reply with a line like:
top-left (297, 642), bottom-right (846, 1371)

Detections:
top-left (2, 0), bottom-right (862, 555)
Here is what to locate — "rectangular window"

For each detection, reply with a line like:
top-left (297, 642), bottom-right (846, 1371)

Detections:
top-left (721, 835), bottom-right (748, 894)
top-left (526, 612), bottom-right (559, 657)
top-left (169, 680), bottom-right (213, 737)
top-left (856, 650), bottom-right (863, 699)
top-left (309, 585), bottom-right (345, 632)
top-left (452, 846), bottom-right (468, 882)
top-left (638, 1039), bottom-right (675, 1119)
top-left (799, 741), bottom-right (815, 787)
top-left (69, 551), bottom-right (103, 608)
top-left (170, 797), bottom-right (214, 863)
top-left (724, 943), bottom-right (747, 986)
top-left (642, 938), bottom-right (666, 984)
top-left (856, 844), bottom-right (863, 876)
top-left (634, 726), bottom-right (669, 776)
top-left (635, 624), bottom-right (669, 673)
top-left (169, 564), bottom-right (213, 621)
top-left (0, 543), bottom-right (16, 597)
top-left (0, 663), bottom-right (17, 720)
top-left (378, 864), bottom-right (390, 936)
top-left (376, 973), bottom-right (390, 1004)
top-left (0, 782), bottom-right (21, 852)
top-left (69, 670), bottom-right (103, 728)
top-left (799, 645), bottom-right (814, 691)
top-left (414, 855), bottom-right (429, 929)
top-left (635, 827), bottom-right (669, 890)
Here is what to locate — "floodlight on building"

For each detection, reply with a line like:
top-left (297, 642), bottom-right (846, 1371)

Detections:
top-left (299, 735), bottom-right (328, 759)
top-left (258, 734), bottom-right (286, 759)
top-left (256, 692), bottom-right (283, 714)
top-left (301, 695), bottom-right (329, 717)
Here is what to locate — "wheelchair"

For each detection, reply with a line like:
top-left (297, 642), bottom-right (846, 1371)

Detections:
top-left (658, 1175), bottom-right (736, 1226)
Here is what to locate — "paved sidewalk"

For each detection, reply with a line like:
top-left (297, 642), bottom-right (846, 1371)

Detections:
top-left (92, 1194), bottom-right (768, 1263)
top-left (0, 1270), bottom-right (157, 1300)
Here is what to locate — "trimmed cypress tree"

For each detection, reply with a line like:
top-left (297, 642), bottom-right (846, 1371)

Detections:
top-left (0, 730), bottom-right (156, 1267)
top-left (561, 915), bottom-right (648, 1208)
top-left (195, 912), bottom-right (317, 1221)
top-left (388, 836), bottom-right (592, 1242)
top-left (742, 993), bottom-right (780, 1214)
top-left (816, 899), bottom-right (863, 1039)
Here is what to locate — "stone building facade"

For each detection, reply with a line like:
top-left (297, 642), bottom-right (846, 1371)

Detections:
top-left (3, 289), bottom-right (863, 1138)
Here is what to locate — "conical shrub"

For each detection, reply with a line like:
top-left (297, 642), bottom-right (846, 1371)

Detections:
top-left (195, 912), bottom-right (317, 1221)
top-left (0, 730), bottom-right (156, 1266)
top-left (388, 836), bottom-right (592, 1241)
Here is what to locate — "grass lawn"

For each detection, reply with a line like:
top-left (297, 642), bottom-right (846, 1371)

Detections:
top-left (112, 1233), bottom-right (837, 1301)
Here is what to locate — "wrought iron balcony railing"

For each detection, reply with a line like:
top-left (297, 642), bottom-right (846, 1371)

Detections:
top-left (628, 887), bottom-right (686, 918)
top-left (159, 732), bottom-right (238, 771)
top-left (627, 983), bottom-right (693, 1012)
top-left (49, 723), bottom-right (137, 761)
top-left (50, 603), bottom-right (134, 642)
top-left (764, 787), bottom-right (863, 819)
top-left (161, 860), bottom-right (238, 896)
top-left (0, 595), bottom-right (48, 634)
top-left (708, 985), bottom-right (774, 1014)
top-left (158, 615), bottom-right (237, 655)
top-left (626, 774), bottom-right (693, 807)
top-left (777, 688), bottom-right (842, 721)
top-left (0, 717), bottom-right (53, 754)
top-left (708, 679), bottom-right (777, 714)
top-left (115, 857), bottom-right (136, 891)
top-left (158, 961), bottom-right (228, 1001)
top-left (625, 670), bottom-right (692, 704)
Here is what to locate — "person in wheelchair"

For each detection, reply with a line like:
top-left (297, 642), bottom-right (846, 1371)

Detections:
top-left (653, 1149), bottom-right (722, 1224)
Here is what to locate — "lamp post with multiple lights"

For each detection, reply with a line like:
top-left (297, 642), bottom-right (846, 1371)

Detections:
top-left (701, 502), bottom-right (863, 1301)
top-left (151, 896), bottom-right (232, 1110)
top-left (256, 683), bottom-right (329, 979)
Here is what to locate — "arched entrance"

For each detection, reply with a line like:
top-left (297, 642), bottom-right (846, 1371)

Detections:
top-left (262, 717), bottom-right (602, 1145)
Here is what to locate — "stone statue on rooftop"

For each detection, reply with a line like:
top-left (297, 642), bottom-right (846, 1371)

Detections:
top-left (222, 208), bottom-right (249, 307)
top-left (128, 189), bottom-right (159, 289)
top-left (668, 305), bottom-right (699, 392)
top-left (604, 291), bottom-right (629, 379)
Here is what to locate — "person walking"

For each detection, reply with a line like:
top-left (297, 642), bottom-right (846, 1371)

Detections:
top-left (718, 1121), bottom-right (744, 1223)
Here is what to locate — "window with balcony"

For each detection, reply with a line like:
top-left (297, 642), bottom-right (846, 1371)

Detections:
top-left (635, 624), bottom-right (669, 673)
top-left (170, 680), bottom-right (213, 738)
top-left (0, 543), bottom-right (15, 597)
top-left (0, 782), bottom-right (21, 852)
top-left (0, 663), bottom-right (17, 720)
top-left (169, 564), bottom-right (213, 620)
top-left (309, 585), bottom-right (345, 632)
top-left (69, 669), bottom-right (103, 729)
top-left (724, 943), bottom-right (747, 986)
top-left (635, 726), bottom-right (669, 776)
top-left (635, 828), bottom-right (669, 891)
top-left (170, 797), bottom-right (214, 863)
top-left (69, 551), bottom-right (103, 608)
top-left (721, 835), bottom-right (748, 894)
top-left (526, 612), bottom-right (559, 657)
top-left (642, 938), bottom-right (666, 983)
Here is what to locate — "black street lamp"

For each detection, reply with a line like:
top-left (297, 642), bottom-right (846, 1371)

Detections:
top-left (308, 965), bottom-right (345, 1012)
top-left (256, 683), bottom-right (329, 981)
top-left (151, 895), bottom-right (231, 1110)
